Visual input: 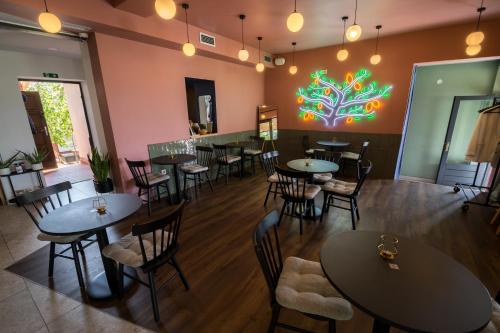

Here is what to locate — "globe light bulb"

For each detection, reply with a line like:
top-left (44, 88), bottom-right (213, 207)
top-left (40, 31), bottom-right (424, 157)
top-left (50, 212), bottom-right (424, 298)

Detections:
top-left (346, 24), bottom-right (362, 42)
top-left (238, 49), bottom-right (249, 61)
top-left (337, 49), bottom-right (349, 61)
top-left (370, 54), bottom-right (381, 65)
top-left (465, 31), bottom-right (484, 46)
top-left (183, 42), bottom-right (196, 57)
top-left (289, 65), bottom-right (298, 75)
top-left (256, 62), bottom-right (265, 72)
top-left (465, 44), bottom-right (481, 56)
top-left (155, 0), bottom-right (176, 20)
top-left (38, 12), bottom-right (62, 34)
top-left (287, 12), bottom-right (304, 32)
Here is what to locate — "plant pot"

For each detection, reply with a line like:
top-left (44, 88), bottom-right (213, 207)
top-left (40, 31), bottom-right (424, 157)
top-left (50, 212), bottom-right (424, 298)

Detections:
top-left (94, 178), bottom-right (114, 193)
top-left (31, 163), bottom-right (43, 171)
top-left (0, 168), bottom-right (11, 176)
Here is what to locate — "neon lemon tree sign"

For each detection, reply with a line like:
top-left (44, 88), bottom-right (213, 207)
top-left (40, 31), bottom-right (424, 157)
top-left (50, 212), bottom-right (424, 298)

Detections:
top-left (296, 69), bottom-right (393, 127)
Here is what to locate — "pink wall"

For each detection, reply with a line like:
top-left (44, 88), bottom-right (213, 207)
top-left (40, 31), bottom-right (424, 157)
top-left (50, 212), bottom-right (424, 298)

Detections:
top-left (94, 33), bottom-right (264, 189)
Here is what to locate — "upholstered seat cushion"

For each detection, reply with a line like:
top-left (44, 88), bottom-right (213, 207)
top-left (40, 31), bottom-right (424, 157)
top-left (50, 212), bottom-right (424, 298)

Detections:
top-left (482, 297), bottom-right (500, 332)
top-left (288, 184), bottom-right (321, 200)
top-left (147, 172), bottom-right (170, 185)
top-left (341, 151), bottom-right (360, 160)
top-left (276, 257), bottom-right (353, 320)
top-left (244, 149), bottom-right (262, 155)
top-left (305, 148), bottom-right (325, 155)
top-left (218, 155), bottom-right (241, 164)
top-left (313, 173), bottom-right (333, 183)
top-left (102, 232), bottom-right (172, 268)
top-left (37, 232), bottom-right (86, 244)
top-left (268, 172), bottom-right (279, 183)
top-left (322, 180), bottom-right (357, 195)
top-left (181, 164), bottom-right (209, 174)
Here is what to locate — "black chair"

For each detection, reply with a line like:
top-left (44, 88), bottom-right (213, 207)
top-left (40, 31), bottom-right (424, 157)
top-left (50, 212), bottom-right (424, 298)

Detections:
top-left (340, 141), bottom-right (370, 179)
top-left (276, 166), bottom-right (321, 235)
top-left (320, 161), bottom-right (372, 230)
top-left (17, 181), bottom-right (96, 291)
top-left (126, 159), bottom-right (171, 215)
top-left (260, 150), bottom-right (280, 206)
top-left (181, 146), bottom-right (214, 199)
top-left (254, 211), bottom-right (353, 333)
top-left (102, 201), bottom-right (190, 322)
top-left (303, 135), bottom-right (325, 157)
top-left (213, 144), bottom-right (241, 184)
top-left (245, 136), bottom-right (264, 175)
top-left (312, 150), bottom-right (341, 184)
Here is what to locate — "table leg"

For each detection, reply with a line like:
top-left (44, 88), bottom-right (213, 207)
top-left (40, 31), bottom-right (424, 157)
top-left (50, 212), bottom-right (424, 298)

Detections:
top-left (173, 164), bottom-right (181, 204)
top-left (372, 319), bottom-right (390, 333)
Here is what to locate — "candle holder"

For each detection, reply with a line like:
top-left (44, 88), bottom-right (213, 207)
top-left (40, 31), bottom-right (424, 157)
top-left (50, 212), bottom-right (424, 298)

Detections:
top-left (305, 158), bottom-right (312, 167)
top-left (378, 234), bottom-right (399, 260)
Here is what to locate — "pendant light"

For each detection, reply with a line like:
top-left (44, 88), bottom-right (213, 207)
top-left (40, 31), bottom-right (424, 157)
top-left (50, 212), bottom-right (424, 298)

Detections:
top-left (370, 25), bottom-right (382, 65)
top-left (289, 42), bottom-right (298, 75)
top-left (346, 0), bottom-right (362, 42)
top-left (181, 3), bottom-right (195, 57)
top-left (337, 16), bottom-right (349, 62)
top-left (256, 37), bottom-right (265, 72)
top-left (238, 14), bottom-right (249, 61)
top-left (287, 0), bottom-right (304, 32)
top-left (38, 0), bottom-right (62, 34)
top-left (155, 0), bottom-right (176, 20)
top-left (465, 1), bottom-right (485, 56)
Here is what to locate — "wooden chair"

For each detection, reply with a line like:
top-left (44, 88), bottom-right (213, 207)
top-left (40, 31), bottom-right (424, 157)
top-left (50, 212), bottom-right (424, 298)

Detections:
top-left (245, 136), bottom-right (264, 175)
top-left (102, 201), bottom-right (190, 322)
top-left (181, 146), bottom-right (214, 199)
top-left (213, 144), bottom-right (241, 184)
top-left (260, 150), bottom-right (280, 206)
top-left (320, 161), bottom-right (372, 230)
top-left (303, 135), bottom-right (325, 157)
top-left (17, 181), bottom-right (96, 291)
top-left (312, 150), bottom-right (341, 184)
top-left (254, 210), bottom-right (353, 333)
top-left (340, 141), bottom-right (370, 179)
top-left (126, 159), bottom-right (171, 215)
top-left (276, 166), bottom-right (321, 235)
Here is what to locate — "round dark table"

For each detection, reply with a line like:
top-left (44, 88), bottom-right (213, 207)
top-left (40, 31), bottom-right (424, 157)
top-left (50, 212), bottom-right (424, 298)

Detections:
top-left (39, 194), bottom-right (142, 300)
top-left (316, 140), bottom-right (350, 151)
top-left (151, 154), bottom-right (196, 203)
top-left (320, 231), bottom-right (492, 333)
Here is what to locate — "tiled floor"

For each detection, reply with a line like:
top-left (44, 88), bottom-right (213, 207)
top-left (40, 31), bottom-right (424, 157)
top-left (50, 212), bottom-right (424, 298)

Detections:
top-left (43, 163), bottom-right (93, 186)
top-left (0, 183), bottom-right (151, 333)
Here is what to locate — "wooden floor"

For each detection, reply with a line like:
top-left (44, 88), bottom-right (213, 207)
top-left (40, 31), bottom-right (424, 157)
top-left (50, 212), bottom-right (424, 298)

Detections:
top-left (7, 171), bottom-right (500, 333)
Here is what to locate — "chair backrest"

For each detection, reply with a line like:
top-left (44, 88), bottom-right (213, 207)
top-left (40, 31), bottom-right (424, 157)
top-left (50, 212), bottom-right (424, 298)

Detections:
top-left (17, 181), bottom-right (72, 228)
top-left (313, 150), bottom-right (340, 163)
top-left (302, 135), bottom-right (310, 151)
top-left (249, 135), bottom-right (264, 151)
top-left (275, 166), bottom-right (309, 202)
top-left (195, 146), bottom-right (213, 168)
top-left (126, 159), bottom-right (150, 187)
top-left (358, 141), bottom-right (370, 161)
top-left (213, 144), bottom-right (228, 161)
top-left (354, 160), bottom-right (372, 195)
top-left (253, 210), bottom-right (283, 303)
top-left (132, 200), bottom-right (186, 271)
top-left (260, 150), bottom-right (279, 177)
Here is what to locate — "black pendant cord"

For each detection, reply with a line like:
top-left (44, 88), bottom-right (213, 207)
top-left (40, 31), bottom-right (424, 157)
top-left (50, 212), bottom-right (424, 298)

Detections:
top-left (292, 42), bottom-right (296, 66)
top-left (341, 16), bottom-right (348, 48)
top-left (375, 25), bottom-right (381, 54)
top-left (476, 0), bottom-right (486, 31)
top-left (240, 15), bottom-right (245, 49)
top-left (183, 4), bottom-right (190, 43)
top-left (294, 0), bottom-right (297, 13)
top-left (353, 0), bottom-right (358, 24)
top-left (43, 0), bottom-right (49, 12)
top-left (257, 37), bottom-right (262, 60)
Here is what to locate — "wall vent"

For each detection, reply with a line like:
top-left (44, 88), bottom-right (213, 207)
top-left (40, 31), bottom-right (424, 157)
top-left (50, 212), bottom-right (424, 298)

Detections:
top-left (264, 55), bottom-right (272, 63)
top-left (200, 32), bottom-right (216, 47)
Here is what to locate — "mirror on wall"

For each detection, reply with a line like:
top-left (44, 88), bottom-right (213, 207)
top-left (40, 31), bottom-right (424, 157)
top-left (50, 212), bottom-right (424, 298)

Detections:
top-left (185, 78), bottom-right (217, 136)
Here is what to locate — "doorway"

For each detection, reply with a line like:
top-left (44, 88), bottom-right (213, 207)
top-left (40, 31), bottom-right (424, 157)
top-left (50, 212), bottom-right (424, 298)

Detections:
top-left (18, 80), bottom-right (94, 185)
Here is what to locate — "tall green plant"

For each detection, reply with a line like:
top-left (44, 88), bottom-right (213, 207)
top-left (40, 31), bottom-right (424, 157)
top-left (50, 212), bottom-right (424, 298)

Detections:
top-left (88, 148), bottom-right (110, 183)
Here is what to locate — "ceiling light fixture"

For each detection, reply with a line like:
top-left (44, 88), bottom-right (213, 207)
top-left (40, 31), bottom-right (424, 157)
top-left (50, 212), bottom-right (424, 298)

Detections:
top-left (337, 16), bottom-right (349, 62)
top-left (38, 0), bottom-right (62, 34)
top-left (155, 0), bottom-right (176, 20)
top-left (287, 0), bottom-right (304, 32)
top-left (346, 0), bottom-right (362, 42)
top-left (256, 37), bottom-right (265, 72)
top-left (238, 14), bottom-right (249, 61)
top-left (289, 42), bottom-right (298, 75)
top-left (370, 25), bottom-right (382, 65)
top-left (181, 3), bottom-right (195, 57)
top-left (465, 1), bottom-right (485, 56)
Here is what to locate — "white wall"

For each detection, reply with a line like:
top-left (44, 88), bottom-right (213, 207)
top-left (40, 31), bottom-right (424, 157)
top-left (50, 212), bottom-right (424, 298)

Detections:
top-left (63, 83), bottom-right (92, 161)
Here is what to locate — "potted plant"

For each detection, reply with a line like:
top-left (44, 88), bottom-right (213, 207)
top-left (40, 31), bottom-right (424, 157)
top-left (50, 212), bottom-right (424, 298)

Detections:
top-left (0, 152), bottom-right (19, 176)
top-left (22, 149), bottom-right (48, 171)
top-left (88, 148), bottom-right (114, 193)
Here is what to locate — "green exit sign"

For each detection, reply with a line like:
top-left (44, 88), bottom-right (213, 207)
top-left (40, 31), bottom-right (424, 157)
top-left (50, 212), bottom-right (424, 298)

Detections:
top-left (43, 72), bottom-right (59, 78)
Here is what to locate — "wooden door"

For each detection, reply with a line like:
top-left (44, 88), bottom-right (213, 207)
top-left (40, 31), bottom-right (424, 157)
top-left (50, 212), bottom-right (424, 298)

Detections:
top-left (21, 91), bottom-right (58, 169)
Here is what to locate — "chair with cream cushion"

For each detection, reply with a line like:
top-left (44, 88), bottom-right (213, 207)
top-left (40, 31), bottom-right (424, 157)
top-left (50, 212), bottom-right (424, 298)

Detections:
top-left (254, 211), bottom-right (353, 333)
top-left (181, 146), bottom-right (213, 199)
top-left (302, 135), bottom-right (325, 157)
top-left (244, 136), bottom-right (264, 175)
top-left (261, 150), bottom-right (280, 206)
top-left (321, 161), bottom-right (372, 230)
top-left (126, 159), bottom-right (171, 216)
top-left (213, 144), bottom-right (242, 184)
top-left (312, 150), bottom-right (341, 184)
top-left (102, 201), bottom-right (189, 322)
top-left (482, 292), bottom-right (500, 332)
top-left (340, 141), bottom-right (369, 179)
top-left (276, 166), bottom-right (321, 235)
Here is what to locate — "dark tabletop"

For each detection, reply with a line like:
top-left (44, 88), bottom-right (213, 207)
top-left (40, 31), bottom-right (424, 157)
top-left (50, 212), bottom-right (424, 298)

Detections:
top-left (287, 159), bottom-right (339, 174)
top-left (151, 154), bottom-right (196, 165)
top-left (320, 231), bottom-right (492, 333)
top-left (39, 194), bottom-right (142, 236)
top-left (316, 140), bottom-right (350, 147)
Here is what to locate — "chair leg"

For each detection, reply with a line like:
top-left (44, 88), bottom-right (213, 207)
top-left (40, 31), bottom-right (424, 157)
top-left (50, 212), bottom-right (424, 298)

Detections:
top-left (321, 192), bottom-right (328, 222)
top-left (171, 256), bottom-right (190, 290)
top-left (264, 183), bottom-right (272, 206)
top-left (193, 175), bottom-right (198, 199)
top-left (77, 241), bottom-right (85, 256)
top-left (183, 173), bottom-right (188, 198)
top-left (350, 198), bottom-right (356, 230)
top-left (299, 204), bottom-right (304, 235)
top-left (165, 182), bottom-right (172, 204)
top-left (329, 319), bottom-right (336, 333)
top-left (198, 173), bottom-right (202, 189)
top-left (278, 201), bottom-right (287, 227)
top-left (267, 303), bottom-right (281, 333)
top-left (311, 199), bottom-right (317, 220)
top-left (215, 164), bottom-right (221, 183)
top-left (71, 243), bottom-right (85, 291)
top-left (48, 242), bottom-right (56, 277)
top-left (156, 185), bottom-right (161, 202)
top-left (225, 165), bottom-right (229, 185)
top-left (354, 197), bottom-right (360, 220)
top-left (147, 188), bottom-right (152, 215)
top-left (273, 183), bottom-right (278, 200)
top-left (205, 172), bottom-right (213, 192)
top-left (148, 272), bottom-right (160, 322)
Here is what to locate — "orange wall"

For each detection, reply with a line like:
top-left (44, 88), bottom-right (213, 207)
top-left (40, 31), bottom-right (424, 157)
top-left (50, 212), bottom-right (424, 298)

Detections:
top-left (265, 18), bottom-right (500, 135)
